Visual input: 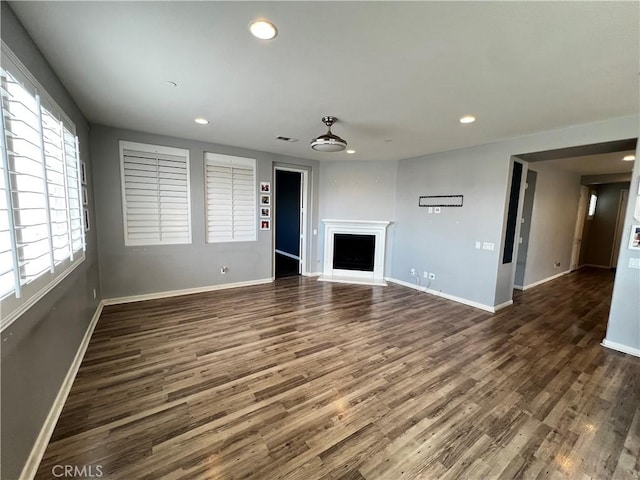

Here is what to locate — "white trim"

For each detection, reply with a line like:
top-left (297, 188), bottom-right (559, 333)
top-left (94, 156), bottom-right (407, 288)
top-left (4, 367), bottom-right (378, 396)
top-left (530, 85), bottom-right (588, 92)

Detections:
top-left (601, 339), bottom-right (640, 357)
top-left (303, 271), bottom-right (322, 277)
top-left (19, 301), bottom-right (104, 480)
top-left (318, 276), bottom-right (387, 287)
top-left (517, 270), bottom-right (571, 291)
top-left (385, 277), bottom-right (498, 313)
top-left (103, 278), bottom-right (274, 306)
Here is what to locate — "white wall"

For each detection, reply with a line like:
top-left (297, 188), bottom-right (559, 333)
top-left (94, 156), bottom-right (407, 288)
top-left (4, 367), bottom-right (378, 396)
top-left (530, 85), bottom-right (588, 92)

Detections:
top-left (521, 162), bottom-right (582, 286)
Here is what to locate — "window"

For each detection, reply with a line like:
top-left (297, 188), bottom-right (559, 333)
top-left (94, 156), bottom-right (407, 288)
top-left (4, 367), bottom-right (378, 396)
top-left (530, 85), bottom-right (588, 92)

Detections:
top-left (119, 141), bottom-right (191, 246)
top-left (588, 193), bottom-right (598, 219)
top-left (1, 47), bottom-right (85, 329)
top-left (205, 153), bottom-right (256, 243)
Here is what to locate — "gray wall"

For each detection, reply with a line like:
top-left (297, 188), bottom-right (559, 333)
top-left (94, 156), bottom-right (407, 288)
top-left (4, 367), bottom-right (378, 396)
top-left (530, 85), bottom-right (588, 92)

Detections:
top-left (581, 182), bottom-right (630, 267)
top-left (0, 4), bottom-right (102, 479)
top-left (317, 160), bottom-right (398, 275)
top-left (91, 125), bottom-right (319, 299)
top-left (605, 147), bottom-right (640, 352)
top-left (521, 162), bottom-right (581, 286)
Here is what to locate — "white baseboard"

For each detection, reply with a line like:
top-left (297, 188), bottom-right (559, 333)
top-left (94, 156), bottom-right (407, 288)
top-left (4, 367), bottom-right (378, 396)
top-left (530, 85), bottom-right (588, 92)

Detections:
top-left (303, 271), bottom-right (322, 277)
top-left (494, 300), bottom-right (514, 311)
top-left (385, 277), bottom-right (500, 313)
top-left (519, 270), bottom-right (570, 291)
top-left (103, 277), bottom-right (274, 306)
top-left (601, 339), bottom-right (640, 357)
top-left (19, 301), bottom-right (104, 480)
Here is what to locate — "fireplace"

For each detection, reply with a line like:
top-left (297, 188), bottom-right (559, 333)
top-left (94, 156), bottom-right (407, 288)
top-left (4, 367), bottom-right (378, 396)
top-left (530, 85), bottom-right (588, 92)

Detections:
top-left (319, 219), bottom-right (391, 286)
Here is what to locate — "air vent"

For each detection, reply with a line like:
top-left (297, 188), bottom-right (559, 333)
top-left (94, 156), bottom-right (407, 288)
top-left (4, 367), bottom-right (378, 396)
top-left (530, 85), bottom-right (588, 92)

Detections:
top-left (275, 136), bottom-right (298, 143)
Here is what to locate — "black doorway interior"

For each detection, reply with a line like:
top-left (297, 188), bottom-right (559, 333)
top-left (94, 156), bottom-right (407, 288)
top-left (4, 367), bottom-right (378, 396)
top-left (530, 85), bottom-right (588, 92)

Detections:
top-left (275, 170), bottom-right (302, 278)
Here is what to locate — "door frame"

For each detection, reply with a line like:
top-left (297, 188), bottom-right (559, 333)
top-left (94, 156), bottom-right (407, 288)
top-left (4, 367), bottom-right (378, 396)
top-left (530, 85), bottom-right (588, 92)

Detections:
top-left (273, 164), bottom-right (309, 276)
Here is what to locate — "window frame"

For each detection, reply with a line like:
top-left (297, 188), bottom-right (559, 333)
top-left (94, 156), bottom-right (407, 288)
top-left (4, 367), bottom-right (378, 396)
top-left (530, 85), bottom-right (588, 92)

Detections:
top-left (204, 152), bottom-right (257, 244)
top-left (119, 140), bottom-right (192, 246)
top-left (0, 42), bottom-right (85, 331)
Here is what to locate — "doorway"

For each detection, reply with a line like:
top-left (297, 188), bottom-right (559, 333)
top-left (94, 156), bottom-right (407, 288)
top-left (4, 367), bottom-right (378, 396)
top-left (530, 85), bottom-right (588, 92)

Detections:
top-left (274, 166), bottom-right (308, 278)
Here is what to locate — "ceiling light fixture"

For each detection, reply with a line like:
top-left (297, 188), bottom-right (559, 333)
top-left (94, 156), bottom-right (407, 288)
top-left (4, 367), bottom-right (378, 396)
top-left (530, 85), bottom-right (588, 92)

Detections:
top-left (194, 118), bottom-right (209, 125)
top-left (310, 116), bottom-right (348, 152)
top-left (249, 19), bottom-right (278, 40)
top-left (623, 154), bottom-right (636, 161)
top-left (346, 149), bottom-right (356, 154)
top-left (459, 115), bottom-right (476, 124)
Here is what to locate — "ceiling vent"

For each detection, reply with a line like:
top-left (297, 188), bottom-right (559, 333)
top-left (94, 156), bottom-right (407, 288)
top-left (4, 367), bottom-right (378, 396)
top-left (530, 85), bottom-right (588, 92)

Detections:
top-left (310, 116), bottom-right (347, 152)
top-left (275, 136), bottom-right (298, 143)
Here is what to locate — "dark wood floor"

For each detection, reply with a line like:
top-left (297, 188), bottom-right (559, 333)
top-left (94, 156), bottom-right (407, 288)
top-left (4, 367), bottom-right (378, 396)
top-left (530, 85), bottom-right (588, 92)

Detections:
top-left (35, 268), bottom-right (639, 479)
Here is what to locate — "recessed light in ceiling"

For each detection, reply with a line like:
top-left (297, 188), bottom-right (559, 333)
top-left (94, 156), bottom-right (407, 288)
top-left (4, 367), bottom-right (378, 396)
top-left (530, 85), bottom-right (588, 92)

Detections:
top-left (623, 154), bottom-right (636, 161)
top-left (459, 115), bottom-right (476, 124)
top-left (194, 118), bottom-right (209, 125)
top-left (346, 149), bottom-right (356, 154)
top-left (249, 19), bottom-right (278, 40)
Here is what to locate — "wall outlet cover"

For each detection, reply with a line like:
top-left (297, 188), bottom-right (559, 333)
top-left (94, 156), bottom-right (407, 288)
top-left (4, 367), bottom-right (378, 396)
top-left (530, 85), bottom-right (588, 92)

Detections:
top-left (434, 207), bottom-right (441, 214)
top-left (428, 273), bottom-right (436, 280)
top-left (475, 241), bottom-right (481, 249)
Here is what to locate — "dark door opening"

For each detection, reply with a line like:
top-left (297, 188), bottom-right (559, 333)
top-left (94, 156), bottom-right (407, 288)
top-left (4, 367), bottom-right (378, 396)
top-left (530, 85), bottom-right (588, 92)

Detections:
top-left (275, 169), bottom-right (302, 278)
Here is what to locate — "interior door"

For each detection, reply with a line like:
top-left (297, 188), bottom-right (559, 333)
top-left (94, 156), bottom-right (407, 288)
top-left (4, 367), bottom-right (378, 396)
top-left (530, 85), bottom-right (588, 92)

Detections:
top-left (610, 189), bottom-right (629, 268)
top-left (570, 186), bottom-right (589, 271)
top-left (275, 169), bottom-right (302, 277)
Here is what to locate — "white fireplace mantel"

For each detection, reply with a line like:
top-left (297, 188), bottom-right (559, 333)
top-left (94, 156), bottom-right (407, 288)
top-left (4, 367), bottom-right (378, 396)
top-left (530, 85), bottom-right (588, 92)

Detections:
top-left (319, 219), bottom-right (391, 286)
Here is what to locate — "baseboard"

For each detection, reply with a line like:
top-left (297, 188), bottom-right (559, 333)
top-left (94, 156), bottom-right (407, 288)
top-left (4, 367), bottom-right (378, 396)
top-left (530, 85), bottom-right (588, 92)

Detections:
top-left (385, 277), bottom-right (498, 313)
top-left (601, 339), bottom-right (640, 357)
top-left (494, 300), bottom-right (514, 311)
top-left (103, 277), bottom-right (274, 306)
top-left (19, 301), bottom-right (104, 480)
top-left (580, 264), bottom-right (610, 270)
top-left (513, 284), bottom-right (524, 291)
top-left (303, 271), bottom-right (322, 277)
top-left (519, 270), bottom-right (570, 291)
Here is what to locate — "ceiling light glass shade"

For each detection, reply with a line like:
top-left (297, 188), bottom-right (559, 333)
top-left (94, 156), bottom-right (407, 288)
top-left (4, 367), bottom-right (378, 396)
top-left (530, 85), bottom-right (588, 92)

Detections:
top-left (249, 20), bottom-right (277, 40)
top-left (194, 118), bottom-right (209, 125)
top-left (311, 133), bottom-right (348, 152)
top-left (623, 154), bottom-right (636, 161)
top-left (311, 116), bottom-right (347, 152)
top-left (459, 115), bottom-right (476, 124)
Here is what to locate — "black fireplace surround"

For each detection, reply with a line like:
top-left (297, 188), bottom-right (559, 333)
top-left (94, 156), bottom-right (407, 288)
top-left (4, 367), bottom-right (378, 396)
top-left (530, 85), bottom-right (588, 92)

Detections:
top-left (332, 234), bottom-right (375, 272)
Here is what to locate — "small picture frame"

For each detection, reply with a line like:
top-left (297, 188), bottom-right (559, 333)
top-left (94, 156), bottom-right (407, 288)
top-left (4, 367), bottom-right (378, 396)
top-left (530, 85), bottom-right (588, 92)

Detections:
top-left (260, 194), bottom-right (271, 206)
top-left (82, 186), bottom-right (88, 205)
top-left (260, 207), bottom-right (270, 218)
top-left (260, 182), bottom-right (271, 193)
top-left (80, 162), bottom-right (87, 185)
top-left (260, 219), bottom-right (270, 230)
top-left (628, 225), bottom-right (640, 250)
top-left (83, 208), bottom-right (90, 232)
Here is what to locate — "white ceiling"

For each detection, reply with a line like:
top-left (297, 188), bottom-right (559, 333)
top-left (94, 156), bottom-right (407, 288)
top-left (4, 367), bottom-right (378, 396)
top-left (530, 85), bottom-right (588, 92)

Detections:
top-left (533, 150), bottom-right (636, 176)
top-left (9, 1), bottom-right (640, 162)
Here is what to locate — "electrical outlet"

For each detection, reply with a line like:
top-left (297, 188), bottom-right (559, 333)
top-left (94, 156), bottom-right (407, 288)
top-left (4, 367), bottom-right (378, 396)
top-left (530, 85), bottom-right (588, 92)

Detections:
top-left (428, 273), bottom-right (436, 280)
top-left (434, 207), bottom-right (441, 214)
top-left (410, 268), bottom-right (416, 275)
top-left (427, 207), bottom-right (433, 214)
top-left (221, 266), bottom-right (229, 274)
top-left (423, 271), bottom-right (429, 278)
top-left (482, 242), bottom-right (495, 251)
top-left (475, 241), bottom-right (481, 249)
top-left (554, 261), bottom-right (561, 268)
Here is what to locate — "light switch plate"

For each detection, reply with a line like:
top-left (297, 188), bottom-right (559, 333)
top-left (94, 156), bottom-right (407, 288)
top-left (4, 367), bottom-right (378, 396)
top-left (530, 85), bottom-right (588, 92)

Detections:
top-left (629, 257), bottom-right (640, 269)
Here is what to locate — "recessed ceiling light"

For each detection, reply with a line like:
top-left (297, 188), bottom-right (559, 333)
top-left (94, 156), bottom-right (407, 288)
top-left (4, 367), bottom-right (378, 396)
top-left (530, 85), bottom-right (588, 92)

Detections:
top-left (346, 149), bottom-right (356, 154)
top-left (249, 19), bottom-right (278, 40)
top-left (623, 154), bottom-right (636, 161)
top-left (459, 115), bottom-right (476, 124)
top-left (194, 118), bottom-right (209, 125)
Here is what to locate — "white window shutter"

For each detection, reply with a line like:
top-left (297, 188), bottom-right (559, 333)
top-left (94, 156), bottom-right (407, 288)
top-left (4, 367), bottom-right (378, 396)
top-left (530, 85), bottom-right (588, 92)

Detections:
top-left (205, 153), bottom-right (256, 243)
top-left (120, 142), bottom-right (191, 246)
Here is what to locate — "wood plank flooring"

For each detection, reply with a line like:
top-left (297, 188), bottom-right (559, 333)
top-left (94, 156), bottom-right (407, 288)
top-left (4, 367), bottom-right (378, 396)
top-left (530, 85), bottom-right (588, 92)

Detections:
top-left (34, 268), bottom-right (639, 479)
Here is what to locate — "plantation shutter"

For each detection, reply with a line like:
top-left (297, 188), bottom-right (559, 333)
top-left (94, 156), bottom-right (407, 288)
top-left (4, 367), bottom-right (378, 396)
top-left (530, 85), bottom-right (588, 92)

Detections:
top-left (120, 141), bottom-right (191, 246)
top-left (205, 153), bottom-right (256, 243)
